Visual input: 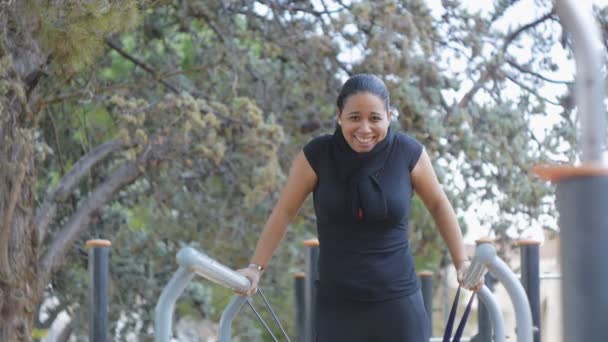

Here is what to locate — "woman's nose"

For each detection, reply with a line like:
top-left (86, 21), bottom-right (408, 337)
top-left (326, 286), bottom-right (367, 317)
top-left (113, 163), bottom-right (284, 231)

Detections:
top-left (358, 120), bottom-right (372, 132)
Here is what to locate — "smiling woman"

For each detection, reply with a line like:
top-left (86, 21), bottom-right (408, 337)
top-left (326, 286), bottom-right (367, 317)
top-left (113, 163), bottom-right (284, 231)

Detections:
top-left (238, 73), bottom-right (477, 342)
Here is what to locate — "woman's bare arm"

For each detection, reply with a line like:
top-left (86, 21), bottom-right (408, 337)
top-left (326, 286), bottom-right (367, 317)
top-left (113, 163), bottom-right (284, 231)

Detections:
top-left (249, 150), bottom-right (317, 268)
top-left (411, 149), bottom-right (467, 268)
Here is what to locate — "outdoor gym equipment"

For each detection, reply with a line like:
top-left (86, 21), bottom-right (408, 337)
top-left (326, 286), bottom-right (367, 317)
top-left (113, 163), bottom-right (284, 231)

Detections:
top-left (154, 241), bottom-right (525, 341)
top-left (155, 247), bottom-right (290, 342)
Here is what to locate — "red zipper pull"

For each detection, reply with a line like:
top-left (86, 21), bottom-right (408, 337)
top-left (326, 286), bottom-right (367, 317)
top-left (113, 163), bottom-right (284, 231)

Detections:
top-left (357, 208), bottom-right (363, 220)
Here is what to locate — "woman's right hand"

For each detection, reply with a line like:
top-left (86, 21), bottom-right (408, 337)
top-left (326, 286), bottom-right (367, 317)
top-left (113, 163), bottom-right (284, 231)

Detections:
top-left (235, 264), bottom-right (263, 296)
top-left (456, 259), bottom-right (484, 292)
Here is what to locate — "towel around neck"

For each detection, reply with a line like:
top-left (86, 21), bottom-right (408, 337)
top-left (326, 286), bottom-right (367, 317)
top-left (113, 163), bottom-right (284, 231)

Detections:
top-left (330, 126), bottom-right (395, 221)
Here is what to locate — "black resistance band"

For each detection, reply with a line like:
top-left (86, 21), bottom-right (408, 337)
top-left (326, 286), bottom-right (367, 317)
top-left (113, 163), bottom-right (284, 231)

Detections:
top-left (443, 286), bottom-right (476, 342)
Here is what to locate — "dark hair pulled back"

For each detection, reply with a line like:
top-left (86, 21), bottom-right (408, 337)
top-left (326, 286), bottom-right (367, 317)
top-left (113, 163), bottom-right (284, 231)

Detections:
top-left (336, 74), bottom-right (390, 112)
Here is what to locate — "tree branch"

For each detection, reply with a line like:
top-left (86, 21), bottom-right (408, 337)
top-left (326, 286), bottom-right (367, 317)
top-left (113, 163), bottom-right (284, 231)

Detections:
top-left (501, 9), bottom-right (555, 55)
top-left (34, 139), bottom-right (127, 247)
top-left (186, 6), bottom-right (227, 43)
top-left (506, 58), bottom-right (572, 85)
top-left (458, 67), bottom-right (494, 109)
top-left (456, 9), bottom-right (555, 109)
top-left (105, 38), bottom-right (180, 94)
top-left (42, 64), bottom-right (214, 105)
top-left (502, 71), bottom-right (561, 106)
top-left (40, 156), bottom-right (149, 281)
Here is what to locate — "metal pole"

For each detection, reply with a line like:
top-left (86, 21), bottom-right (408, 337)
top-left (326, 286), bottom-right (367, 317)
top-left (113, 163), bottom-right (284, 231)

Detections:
top-left (477, 272), bottom-right (495, 342)
top-left (294, 272), bottom-right (306, 342)
top-left (556, 178), bottom-right (608, 342)
top-left (155, 266), bottom-right (194, 342)
top-left (476, 285), bottom-right (505, 342)
top-left (518, 240), bottom-right (541, 342)
top-left (303, 239), bottom-right (319, 342)
top-left (218, 296), bottom-right (249, 342)
top-left (555, 0), bottom-right (606, 162)
top-left (87, 239), bottom-right (111, 342)
top-left (418, 270), bottom-right (433, 335)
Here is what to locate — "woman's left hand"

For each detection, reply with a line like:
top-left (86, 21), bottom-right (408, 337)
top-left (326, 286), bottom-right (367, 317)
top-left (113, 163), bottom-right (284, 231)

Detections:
top-left (235, 265), bottom-right (263, 296)
top-left (456, 260), bottom-right (484, 292)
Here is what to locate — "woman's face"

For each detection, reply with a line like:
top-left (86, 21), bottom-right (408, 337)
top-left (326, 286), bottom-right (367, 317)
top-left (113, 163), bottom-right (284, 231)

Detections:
top-left (337, 92), bottom-right (391, 153)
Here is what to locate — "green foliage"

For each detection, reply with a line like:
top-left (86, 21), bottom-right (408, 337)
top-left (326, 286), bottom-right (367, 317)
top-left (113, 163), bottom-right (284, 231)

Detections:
top-left (176, 33), bottom-right (195, 70)
top-left (32, 0), bottom-right (141, 71)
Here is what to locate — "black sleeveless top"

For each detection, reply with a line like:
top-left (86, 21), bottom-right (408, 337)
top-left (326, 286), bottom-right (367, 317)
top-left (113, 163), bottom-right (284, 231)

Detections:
top-left (303, 127), bottom-right (423, 301)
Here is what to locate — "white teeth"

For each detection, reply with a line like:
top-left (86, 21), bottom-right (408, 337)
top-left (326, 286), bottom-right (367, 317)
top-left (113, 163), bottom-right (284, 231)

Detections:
top-left (355, 136), bottom-right (373, 143)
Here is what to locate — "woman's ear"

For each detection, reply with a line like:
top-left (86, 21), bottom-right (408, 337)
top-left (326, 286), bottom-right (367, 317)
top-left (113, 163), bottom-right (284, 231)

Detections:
top-left (388, 106), bottom-right (397, 122)
top-left (336, 107), bottom-right (342, 125)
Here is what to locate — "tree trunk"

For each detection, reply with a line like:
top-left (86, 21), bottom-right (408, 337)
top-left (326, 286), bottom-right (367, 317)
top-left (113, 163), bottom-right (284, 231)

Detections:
top-left (0, 3), bottom-right (46, 340)
top-left (0, 55), bottom-right (41, 341)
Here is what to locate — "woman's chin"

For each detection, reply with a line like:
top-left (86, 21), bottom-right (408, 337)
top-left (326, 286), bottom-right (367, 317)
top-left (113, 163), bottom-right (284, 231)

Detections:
top-left (353, 143), bottom-right (374, 152)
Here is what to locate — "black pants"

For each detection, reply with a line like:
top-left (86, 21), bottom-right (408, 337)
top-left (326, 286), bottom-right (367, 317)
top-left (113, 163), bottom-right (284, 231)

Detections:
top-left (316, 290), bottom-right (430, 342)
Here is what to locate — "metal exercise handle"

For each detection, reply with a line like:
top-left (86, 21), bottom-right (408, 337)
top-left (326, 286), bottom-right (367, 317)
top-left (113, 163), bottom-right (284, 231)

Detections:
top-left (155, 247), bottom-right (291, 342)
top-left (155, 247), bottom-right (251, 342)
top-left (469, 243), bottom-right (533, 342)
top-left (176, 247), bottom-right (251, 292)
top-left (477, 285), bottom-right (505, 342)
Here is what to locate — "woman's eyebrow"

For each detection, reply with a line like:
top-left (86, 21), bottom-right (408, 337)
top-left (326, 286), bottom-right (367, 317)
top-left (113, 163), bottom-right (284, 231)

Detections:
top-left (345, 111), bottom-right (385, 116)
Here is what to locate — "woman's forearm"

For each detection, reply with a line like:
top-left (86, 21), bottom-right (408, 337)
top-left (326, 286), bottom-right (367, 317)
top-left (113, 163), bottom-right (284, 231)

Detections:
top-left (250, 208), bottom-right (293, 268)
top-left (430, 196), bottom-right (467, 267)
top-left (412, 151), bottom-right (466, 267)
top-left (248, 151), bottom-right (317, 269)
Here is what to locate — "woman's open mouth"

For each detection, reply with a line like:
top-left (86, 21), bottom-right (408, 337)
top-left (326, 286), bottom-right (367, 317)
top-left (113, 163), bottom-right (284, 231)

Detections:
top-left (354, 135), bottom-right (375, 148)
